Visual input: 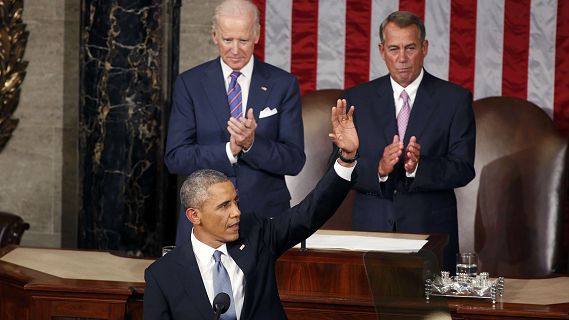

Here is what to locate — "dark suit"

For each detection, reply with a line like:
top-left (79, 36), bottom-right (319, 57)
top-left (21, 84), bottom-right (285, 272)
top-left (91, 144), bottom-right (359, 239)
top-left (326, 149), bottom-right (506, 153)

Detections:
top-left (144, 167), bottom-right (354, 319)
top-left (346, 71), bottom-right (476, 270)
top-left (165, 57), bottom-right (305, 244)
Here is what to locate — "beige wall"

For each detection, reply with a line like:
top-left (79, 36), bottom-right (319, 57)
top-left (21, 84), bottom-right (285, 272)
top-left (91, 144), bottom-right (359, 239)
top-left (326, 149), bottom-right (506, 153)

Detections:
top-left (0, 0), bottom-right (219, 248)
top-left (179, 0), bottom-right (221, 72)
top-left (0, 0), bottom-right (80, 247)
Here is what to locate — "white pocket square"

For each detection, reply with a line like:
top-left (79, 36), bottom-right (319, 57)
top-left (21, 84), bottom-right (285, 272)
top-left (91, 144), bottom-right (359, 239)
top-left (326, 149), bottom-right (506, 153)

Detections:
top-left (259, 107), bottom-right (278, 118)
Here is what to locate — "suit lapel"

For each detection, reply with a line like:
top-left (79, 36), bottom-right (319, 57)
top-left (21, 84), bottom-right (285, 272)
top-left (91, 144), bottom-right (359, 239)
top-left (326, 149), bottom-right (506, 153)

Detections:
top-left (247, 58), bottom-right (272, 120)
top-left (375, 76), bottom-right (398, 144)
top-left (405, 71), bottom-right (436, 145)
top-left (202, 59), bottom-right (231, 140)
top-left (175, 240), bottom-right (214, 319)
top-left (227, 238), bottom-right (255, 319)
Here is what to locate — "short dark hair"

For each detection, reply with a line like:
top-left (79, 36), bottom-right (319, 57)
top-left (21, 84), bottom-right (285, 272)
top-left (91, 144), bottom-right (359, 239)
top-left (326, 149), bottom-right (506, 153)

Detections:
top-left (180, 169), bottom-right (230, 209)
top-left (379, 11), bottom-right (426, 43)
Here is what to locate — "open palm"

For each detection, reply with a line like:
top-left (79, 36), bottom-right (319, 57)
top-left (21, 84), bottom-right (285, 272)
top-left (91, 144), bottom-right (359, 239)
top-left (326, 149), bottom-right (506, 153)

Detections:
top-left (329, 99), bottom-right (359, 155)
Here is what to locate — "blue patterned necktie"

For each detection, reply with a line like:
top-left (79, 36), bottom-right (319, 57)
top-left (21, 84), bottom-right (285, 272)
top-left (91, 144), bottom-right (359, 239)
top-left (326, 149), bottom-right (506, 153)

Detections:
top-left (228, 71), bottom-right (243, 120)
top-left (213, 250), bottom-right (237, 320)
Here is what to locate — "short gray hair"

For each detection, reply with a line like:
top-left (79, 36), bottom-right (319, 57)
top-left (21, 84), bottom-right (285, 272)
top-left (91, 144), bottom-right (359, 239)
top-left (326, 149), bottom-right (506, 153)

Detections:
top-left (379, 11), bottom-right (426, 43)
top-left (180, 169), bottom-right (230, 209)
top-left (211, 0), bottom-right (260, 36)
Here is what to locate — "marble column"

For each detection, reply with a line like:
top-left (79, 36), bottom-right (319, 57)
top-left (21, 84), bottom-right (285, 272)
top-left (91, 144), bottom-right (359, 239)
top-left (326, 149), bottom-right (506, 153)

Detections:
top-left (79, 0), bottom-right (179, 256)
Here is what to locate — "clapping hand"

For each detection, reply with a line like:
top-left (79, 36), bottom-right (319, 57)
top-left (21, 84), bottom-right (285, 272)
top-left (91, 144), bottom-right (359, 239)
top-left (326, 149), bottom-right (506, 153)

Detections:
top-left (227, 108), bottom-right (257, 152)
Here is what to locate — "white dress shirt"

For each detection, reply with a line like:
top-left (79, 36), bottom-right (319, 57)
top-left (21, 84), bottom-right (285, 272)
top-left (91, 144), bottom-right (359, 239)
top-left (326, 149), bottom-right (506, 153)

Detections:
top-left (191, 230), bottom-right (245, 319)
top-left (222, 57), bottom-right (255, 164)
top-left (378, 69), bottom-right (424, 182)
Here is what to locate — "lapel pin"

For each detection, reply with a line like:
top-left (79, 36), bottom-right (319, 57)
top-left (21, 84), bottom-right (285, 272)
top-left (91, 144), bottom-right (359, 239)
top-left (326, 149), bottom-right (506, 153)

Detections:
top-left (260, 86), bottom-right (267, 91)
top-left (239, 244), bottom-right (245, 250)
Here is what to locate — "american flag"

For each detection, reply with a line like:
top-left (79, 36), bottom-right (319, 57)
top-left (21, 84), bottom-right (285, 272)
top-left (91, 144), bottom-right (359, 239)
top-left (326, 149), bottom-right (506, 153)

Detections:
top-left (251, 0), bottom-right (569, 135)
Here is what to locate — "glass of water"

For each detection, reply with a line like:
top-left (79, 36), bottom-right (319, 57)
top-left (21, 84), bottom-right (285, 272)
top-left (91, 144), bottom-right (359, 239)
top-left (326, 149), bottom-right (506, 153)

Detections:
top-left (456, 252), bottom-right (478, 276)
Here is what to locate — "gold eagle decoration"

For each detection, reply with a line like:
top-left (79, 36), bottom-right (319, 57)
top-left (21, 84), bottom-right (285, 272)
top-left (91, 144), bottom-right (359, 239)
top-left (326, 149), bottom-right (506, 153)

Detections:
top-left (0, 0), bottom-right (28, 153)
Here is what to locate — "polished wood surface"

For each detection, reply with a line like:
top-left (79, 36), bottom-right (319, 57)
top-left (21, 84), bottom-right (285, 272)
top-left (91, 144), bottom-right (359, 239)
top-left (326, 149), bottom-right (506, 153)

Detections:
top-left (0, 246), bottom-right (143, 320)
top-left (2, 237), bottom-right (568, 320)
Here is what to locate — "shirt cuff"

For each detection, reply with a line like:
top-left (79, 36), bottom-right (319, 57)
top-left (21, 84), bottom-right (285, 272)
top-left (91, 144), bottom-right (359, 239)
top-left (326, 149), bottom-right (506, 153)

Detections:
top-left (406, 162), bottom-right (419, 178)
top-left (334, 159), bottom-right (355, 181)
top-left (378, 174), bottom-right (388, 183)
top-left (226, 142), bottom-right (238, 164)
top-left (242, 140), bottom-right (253, 153)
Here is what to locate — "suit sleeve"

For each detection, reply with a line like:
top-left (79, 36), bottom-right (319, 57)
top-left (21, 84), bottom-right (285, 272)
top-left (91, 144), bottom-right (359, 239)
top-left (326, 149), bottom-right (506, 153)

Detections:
top-left (144, 268), bottom-right (173, 320)
top-left (239, 76), bottom-right (306, 175)
top-left (164, 76), bottom-right (234, 175)
top-left (409, 90), bottom-right (476, 191)
top-left (266, 166), bottom-right (355, 257)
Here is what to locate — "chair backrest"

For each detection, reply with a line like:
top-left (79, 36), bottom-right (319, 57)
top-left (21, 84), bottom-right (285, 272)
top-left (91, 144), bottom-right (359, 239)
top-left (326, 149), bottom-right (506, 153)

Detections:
top-left (0, 211), bottom-right (30, 247)
top-left (285, 89), bottom-right (354, 230)
top-left (455, 96), bottom-right (569, 277)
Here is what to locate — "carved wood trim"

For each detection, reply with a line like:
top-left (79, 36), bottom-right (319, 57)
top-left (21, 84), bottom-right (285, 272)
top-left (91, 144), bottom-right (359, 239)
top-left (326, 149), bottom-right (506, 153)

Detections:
top-left (0, 0), bottom-right (28, 152)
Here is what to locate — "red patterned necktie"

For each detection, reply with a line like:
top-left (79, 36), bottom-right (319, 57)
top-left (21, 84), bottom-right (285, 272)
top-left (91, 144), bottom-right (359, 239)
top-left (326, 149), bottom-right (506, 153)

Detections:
top-left (228, 71), bottom-right (242, 120)
top-left (398, 90), bottom-right (411, 140)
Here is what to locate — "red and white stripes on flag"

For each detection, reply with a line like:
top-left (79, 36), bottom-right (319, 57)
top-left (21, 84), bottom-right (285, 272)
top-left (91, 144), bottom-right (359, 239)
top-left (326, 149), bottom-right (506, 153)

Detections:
top-left (251, 0), bottom-right (569, 135)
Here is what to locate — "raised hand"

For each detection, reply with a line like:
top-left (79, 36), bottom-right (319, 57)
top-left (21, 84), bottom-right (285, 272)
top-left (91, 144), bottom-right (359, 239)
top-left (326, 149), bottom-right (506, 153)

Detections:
top-left (329, 99), bottom-right (359, 157)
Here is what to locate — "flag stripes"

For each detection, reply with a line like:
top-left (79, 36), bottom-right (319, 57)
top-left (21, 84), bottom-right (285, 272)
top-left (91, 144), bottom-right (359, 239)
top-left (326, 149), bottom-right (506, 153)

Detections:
top-left (255, 0), bottom-right (569, 134)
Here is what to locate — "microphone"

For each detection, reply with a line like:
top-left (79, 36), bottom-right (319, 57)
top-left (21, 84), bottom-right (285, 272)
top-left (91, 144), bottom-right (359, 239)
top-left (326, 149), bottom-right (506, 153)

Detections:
top-left (213, 292), bottom-right (230, 320)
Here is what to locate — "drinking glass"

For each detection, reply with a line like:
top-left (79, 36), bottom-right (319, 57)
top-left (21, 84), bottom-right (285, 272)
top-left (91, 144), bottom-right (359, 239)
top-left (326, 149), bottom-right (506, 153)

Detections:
top-left (456, 252), bottom-right (478, 276)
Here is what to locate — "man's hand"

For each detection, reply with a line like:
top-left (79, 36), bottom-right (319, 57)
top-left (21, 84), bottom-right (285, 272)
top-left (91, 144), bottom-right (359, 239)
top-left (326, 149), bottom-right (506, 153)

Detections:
top-left (329, 99), bottom-right (359, 158)
top-left (229, 135), bottom-right (242, 156)
top-left (227, 108), bottom-right (257, 150)
top-left (404, 136), bottom-right (421, 173)
top-left (378, 135), bottom-right (404, 177)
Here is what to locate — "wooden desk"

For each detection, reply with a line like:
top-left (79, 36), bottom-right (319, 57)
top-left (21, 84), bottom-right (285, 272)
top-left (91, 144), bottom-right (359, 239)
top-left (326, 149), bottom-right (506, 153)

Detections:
top-left (1, 234), bottom-right (568, 320)
top-left (0, 246), bottom-right (151, 320)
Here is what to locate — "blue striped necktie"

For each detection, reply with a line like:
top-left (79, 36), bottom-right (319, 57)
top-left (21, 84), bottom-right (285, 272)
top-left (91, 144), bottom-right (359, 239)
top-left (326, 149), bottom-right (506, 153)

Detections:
top-left (228, 71), bottom-right (243, 120)
top-left (213, 250), bottom-right (237, 320)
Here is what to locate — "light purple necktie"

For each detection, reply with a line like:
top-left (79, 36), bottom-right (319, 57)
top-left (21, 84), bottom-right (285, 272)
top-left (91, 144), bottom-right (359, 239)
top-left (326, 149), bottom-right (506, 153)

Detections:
top-left (213, 250), bottom-right (237, 320)
top-left (398, 90), bottom-right (411, 140)
top-left (228, 71), bottom-right (242, 120)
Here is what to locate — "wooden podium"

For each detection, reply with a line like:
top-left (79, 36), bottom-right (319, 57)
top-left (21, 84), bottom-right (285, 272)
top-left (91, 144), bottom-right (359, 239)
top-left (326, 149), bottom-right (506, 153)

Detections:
top-left (275, 231), bottom-right (446, 320)
top-left (1, 232), bottom-right (568, 320)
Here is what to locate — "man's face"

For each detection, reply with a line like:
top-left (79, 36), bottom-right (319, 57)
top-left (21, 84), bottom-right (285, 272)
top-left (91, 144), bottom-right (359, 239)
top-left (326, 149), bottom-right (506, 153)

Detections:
top-left (212, 13), bottom-right (259, 71)
top-left (379, 22), bottom-right (428, 88)
top-left (191, 181), bottom-right (241, 248)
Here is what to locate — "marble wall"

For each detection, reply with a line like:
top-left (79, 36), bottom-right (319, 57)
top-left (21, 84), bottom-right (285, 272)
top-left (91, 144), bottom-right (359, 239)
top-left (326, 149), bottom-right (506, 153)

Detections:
top-left (0, 0), bottom-right (220, 249)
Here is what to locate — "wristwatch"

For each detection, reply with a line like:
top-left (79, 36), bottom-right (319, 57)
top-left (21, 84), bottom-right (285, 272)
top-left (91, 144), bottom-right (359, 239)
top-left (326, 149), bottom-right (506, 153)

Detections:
top-left (338, 149), bottom-right (359, 163)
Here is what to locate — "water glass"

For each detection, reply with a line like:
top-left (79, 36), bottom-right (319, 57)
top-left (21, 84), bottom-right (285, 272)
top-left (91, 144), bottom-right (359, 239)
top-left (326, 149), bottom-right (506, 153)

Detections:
top-left (456, 252), bottom-right (478, 276)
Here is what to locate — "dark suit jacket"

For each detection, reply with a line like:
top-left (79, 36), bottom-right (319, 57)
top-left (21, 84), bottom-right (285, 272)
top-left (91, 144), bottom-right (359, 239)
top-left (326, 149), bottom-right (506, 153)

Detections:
top-left (144, 167), bottom-right (354, 319)
top-left (345, 71), bottom-right (476, 270)
top-left (165, 57), bottom-right (305, 218)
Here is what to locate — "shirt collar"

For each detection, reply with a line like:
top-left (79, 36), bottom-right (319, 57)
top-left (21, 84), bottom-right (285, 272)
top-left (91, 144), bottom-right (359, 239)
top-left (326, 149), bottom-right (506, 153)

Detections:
top-left (220, 56), bottom-right (255, 81)
top-left (390, 68), bottom-right (424, 101)
top-left (191, 228), bottom-right (229, 264)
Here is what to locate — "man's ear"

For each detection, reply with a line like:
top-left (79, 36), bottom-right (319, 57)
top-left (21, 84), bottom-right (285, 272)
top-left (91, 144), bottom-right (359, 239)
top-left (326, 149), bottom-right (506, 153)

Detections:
top-left (186, 207), bottom-right (200, 225)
